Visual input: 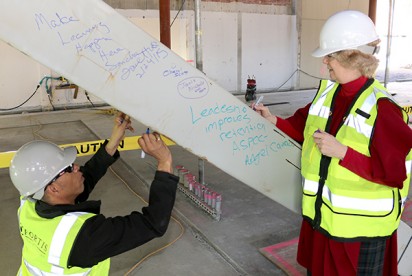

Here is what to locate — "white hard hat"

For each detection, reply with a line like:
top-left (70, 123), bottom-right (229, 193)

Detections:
top-left (312, 10), bottom-right (379, 57)
top-left (9, 140), bottom-right (77, 200)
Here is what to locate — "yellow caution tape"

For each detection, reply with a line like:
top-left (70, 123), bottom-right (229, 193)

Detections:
top-left (0, 151), bottom-right (16, 170)
top-left (0, 135), bottom-right (175, 169)
top-left (403, 105), bottom-right (412, 115)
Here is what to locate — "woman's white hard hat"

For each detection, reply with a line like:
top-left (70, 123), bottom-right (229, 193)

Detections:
top-left (312, 10), bottom-right (379, 57)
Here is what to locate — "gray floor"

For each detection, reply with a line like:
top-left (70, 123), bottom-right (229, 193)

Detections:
top-left (1, 84), bottom-right (411, 276)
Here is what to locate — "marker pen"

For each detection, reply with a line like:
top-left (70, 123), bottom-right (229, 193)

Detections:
top-left (141, 128), bottom-right (150, 158)
top-left (253, 95), bottom-right (264, 110)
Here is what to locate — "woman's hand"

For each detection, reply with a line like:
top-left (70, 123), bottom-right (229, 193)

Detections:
top-left (252, 103), bottom-right (277, 125)
top-left (313, 130), bottom-right (347, 160)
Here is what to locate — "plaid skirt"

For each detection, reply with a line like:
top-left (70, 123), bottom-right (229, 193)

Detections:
top-left (357, 239), bottom-right (386, 276)
top-left (306, 239), bottom-right (387, 276)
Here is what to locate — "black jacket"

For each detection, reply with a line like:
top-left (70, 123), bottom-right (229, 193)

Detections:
top-left (35, 141), bottom-right (178, 268)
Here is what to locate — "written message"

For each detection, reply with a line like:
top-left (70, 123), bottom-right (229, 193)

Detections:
top-left (34, 11), bottom-right (169, 80)
top-left (31, 10), bottom-right (295, 168)
top-left (189, 102), bottom-right (294, 166)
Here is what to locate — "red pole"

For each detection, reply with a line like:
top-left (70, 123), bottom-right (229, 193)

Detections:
top-left (159, 0), bottom-right (171, 49)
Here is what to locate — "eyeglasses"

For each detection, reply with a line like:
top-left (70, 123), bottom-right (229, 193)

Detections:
top-left (326, 53), bottom-right (337, 59)
top-left (49, 164), bottom-right (74, 184)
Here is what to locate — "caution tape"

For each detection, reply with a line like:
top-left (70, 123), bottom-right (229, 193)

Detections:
top-left (403, 105), bottom-right (412, 115)
top-left (0, 135), bottom-right (175, 169)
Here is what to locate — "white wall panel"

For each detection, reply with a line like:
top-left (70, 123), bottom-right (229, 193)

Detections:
top-left (242, 14), bottom-right (297, 92)
top-left (202, 12), bottom-right (239, 92)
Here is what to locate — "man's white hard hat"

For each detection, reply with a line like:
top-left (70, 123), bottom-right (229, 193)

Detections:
top-left (9, 140), bottom-right (77, 200)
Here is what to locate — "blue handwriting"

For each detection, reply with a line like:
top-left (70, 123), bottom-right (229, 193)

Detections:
top-left (232, 134), bottom-right (268, 152)
top-left (219, 123), bottom-right (265, 141)
top-left (57, 22), bottom-right (110, 46)
top-left (35, 12), bottom-right (79, 30)
top-left (163, 65), bottom-right (188, 78)
top-left (177, 77), bottom-right (209, 99)
top-left (190, 103), bottom-right (247, 125)
top-left (116, 42), bottom-right (168, 80)
top-left (244, 140), bottom-right (294, 165)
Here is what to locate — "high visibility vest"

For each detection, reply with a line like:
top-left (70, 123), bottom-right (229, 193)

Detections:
top-left (17, 197), bottom-right (110, 275)
top-left (301, 79), bottom-right (411, 240)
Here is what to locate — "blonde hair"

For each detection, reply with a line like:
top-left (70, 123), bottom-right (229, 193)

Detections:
top-left (333, 40), bottom-right (380, 78)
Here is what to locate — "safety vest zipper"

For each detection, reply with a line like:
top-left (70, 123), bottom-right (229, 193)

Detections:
top-left (313, 155), bottom-right (332, 229)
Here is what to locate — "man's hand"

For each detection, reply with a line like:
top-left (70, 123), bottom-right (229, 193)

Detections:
top-left (106, 112), bottom-right (134, 156)
top-left (313, 130), bottom-right (347, 160)
top-left (138, 132), bottom-right (173, 174)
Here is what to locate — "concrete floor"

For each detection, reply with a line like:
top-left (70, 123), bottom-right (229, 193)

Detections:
top-left (0, 84), bottom-right (411, 276)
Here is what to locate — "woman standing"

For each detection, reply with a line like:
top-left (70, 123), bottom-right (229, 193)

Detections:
top-left (254, 10), bottom-right (412, 275)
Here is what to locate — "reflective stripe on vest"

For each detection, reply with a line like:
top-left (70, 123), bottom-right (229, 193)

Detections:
top-left (344, 90), bottom-right (376, 138)
top-left (303, 179), bottom-right (406, 212)
top-left (22, 259), bottom-right (90, 276)
top-left (18, 197), bottom-right (110, 275)
top-left (48, 212), bottom-right (91, 274)
top-left (308, 80), bottom-right (337, 119)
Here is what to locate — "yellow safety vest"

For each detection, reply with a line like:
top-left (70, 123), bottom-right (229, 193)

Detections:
top-left (301, 79), bottom-right (411, 240)
top-left (17, 197), bottom-right (110, 275)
